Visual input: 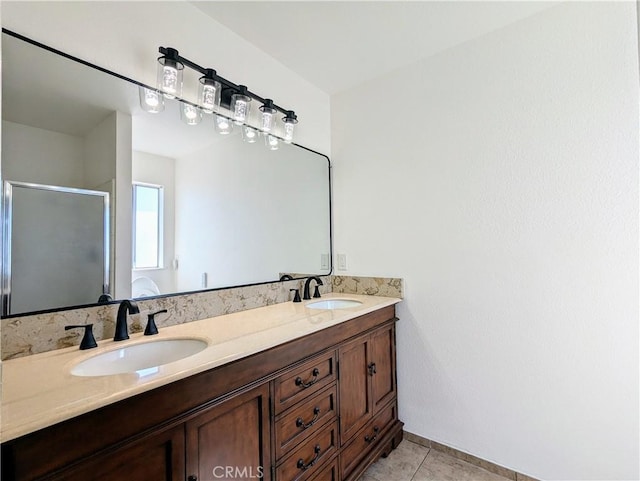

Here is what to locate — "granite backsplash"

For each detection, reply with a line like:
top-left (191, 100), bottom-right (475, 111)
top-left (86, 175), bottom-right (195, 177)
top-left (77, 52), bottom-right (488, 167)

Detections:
top-left (1, 275), bottom-right (402, 360)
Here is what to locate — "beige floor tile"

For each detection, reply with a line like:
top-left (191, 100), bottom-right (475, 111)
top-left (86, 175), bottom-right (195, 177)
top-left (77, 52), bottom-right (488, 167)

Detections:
top-left (363, 440), bottom-right (430, 481)
top-left (412, 450), bottom-right (511, 481)
top-left (359, 474), bottom-right (381, 481)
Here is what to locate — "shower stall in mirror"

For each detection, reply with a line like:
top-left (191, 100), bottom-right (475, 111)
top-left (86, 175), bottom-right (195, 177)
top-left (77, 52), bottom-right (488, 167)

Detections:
top-left (2, 181), bottom-right (109, 316)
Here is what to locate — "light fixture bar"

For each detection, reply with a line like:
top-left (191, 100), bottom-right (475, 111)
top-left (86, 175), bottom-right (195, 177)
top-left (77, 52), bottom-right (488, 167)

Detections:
top-left (158, 46), bottom-right (296, 119)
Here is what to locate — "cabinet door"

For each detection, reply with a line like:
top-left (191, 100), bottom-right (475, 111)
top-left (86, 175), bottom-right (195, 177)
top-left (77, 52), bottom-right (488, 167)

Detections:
top-left (338, 335), bottom-right (372, 444)
top-left (186, 383), bottom-right (272, 481)
top-left (49, 425), bottom-right (185, 481)
top-left (370, 324), bottom-right (396, 414)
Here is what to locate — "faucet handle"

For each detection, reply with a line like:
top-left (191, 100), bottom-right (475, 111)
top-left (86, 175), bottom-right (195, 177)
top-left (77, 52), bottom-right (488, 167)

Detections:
top-left (65, 324), bottom-right (98, 350)
top-left (313, 285), bottom-right (322, 298)
top-left (290, 288), bottom-right (302, 303)
top-left (144, 309), bottom-right (167, 336)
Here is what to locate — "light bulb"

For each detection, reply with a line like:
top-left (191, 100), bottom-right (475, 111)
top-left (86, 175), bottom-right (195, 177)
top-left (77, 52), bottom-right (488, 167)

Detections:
top-left (265, 134), bottom-right (279, 151)
top-left (181, 103), bottom-right (202, 126)
top-left (139, 86), bottom-right (165, 113)
top-left (198, 70), bottom-right (221, 114)
top-left (162, 66), bottom-right (178, 95)
top-left (283, 122), bottom-right (295, 143)
top-left (231, 87), bottom-right (251, 125)
top-left (232, 97), bottom-right (250, 124)
top-left (242, 126), bottom-right (258, 143)
top-left (201, 85), bottom-right (217, 112)
top-left (259, 100), bottom-right (276, 132)
top-left (215, 115), bottom-right (233, 135)
top-left (282, 111), bottom-right (298, 143)
top-left (146, 92), bottom-right (159, 107)
top-left (261, 111), bottom-right (275, 131)
top-left (156, 48), bottom-right (183, 99)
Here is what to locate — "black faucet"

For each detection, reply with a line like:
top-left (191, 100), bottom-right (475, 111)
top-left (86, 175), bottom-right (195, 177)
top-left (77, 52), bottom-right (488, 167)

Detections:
top-left (303, 276), bottom-right (323, 300)
top-left (114, 300), bottom-right (140, 341)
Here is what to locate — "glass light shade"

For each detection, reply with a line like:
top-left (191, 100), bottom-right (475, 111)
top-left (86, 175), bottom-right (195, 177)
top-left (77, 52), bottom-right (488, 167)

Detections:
top-left (139, 86), bottom-right (165, 113)
top-left (181, 103), bottom-right (202, 126)
top-left (157, 56), bottom-right (184, 99)
top-left (242, 126), bottom-right (259, 143)
top-left (198, 77), bottom-right (221, 114)
top-left (260, 109), bottom-right (276, 132)
top-left (215, 115), bottom-right (233, 135)
top-left (265, 134), bottom-right (279, 151)
top-left (231, 93), bottom-right (251, 125)
top-left (282, 118), bottom-right (296, 143)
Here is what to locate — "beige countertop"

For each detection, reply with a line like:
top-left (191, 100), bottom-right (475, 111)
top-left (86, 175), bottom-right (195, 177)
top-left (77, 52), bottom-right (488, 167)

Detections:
top-left (1, 293), bottom-right (400, 443)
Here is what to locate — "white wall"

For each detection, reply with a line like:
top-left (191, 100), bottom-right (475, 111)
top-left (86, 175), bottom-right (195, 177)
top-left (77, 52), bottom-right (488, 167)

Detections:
top-left (174, 138), bottom-right (328, 291)
top-left (332, 3), bottom-right (639, 480)
top-left (2, 120), bottom-right (84, 187)
top-left (83, 113), bottom-right (116, 191)
top-left (0, 1), bottom-right (330, 155)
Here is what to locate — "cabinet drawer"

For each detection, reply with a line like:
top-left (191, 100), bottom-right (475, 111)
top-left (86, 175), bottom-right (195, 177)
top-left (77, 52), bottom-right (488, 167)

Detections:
top-left (274, 351), bottom-right (336, 414)
top-left (308, 456), bottom-right (340, 481)
top-left (340, 402), bottom-right (396, 480)
top-left (277, 421), bottom-right (339, 481)
top-left (275, 384), bottom-right (337, 460)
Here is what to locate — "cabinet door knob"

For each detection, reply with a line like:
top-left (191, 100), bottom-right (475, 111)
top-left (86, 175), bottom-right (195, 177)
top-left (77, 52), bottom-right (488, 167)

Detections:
top-left (368, 362), bottom-right (377, 376)
top-left (295, 367), bottom-right (320, 388)
top-left (187, 476), bottom-right (197, 481)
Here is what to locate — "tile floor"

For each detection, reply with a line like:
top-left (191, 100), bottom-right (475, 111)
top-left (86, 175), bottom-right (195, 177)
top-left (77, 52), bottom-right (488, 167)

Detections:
top-left (361, 440), bottom-right (510, 481)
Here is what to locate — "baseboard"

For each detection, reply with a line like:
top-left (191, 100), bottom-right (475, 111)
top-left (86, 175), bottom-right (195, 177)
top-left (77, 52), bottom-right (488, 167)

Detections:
top-left (403, 431), bottom-right (540, 481)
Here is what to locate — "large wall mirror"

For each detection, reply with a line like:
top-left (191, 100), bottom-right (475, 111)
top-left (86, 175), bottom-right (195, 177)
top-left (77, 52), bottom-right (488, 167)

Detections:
top-left (1, 30), bottom-right (332, 317)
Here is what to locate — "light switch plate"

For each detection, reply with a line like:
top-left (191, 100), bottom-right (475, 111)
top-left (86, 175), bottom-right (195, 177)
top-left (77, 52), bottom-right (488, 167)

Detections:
top-left (321, 254), bottom-right (330, 270)
top-left (337, 254), bottom-right (347, 271)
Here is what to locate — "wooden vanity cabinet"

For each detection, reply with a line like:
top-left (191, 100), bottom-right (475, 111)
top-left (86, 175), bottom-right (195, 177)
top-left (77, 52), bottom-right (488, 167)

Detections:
top-left (43, 383), bottom-right (271, 481)
top-left (2, 304), bottom-right (402, 481)
top-left (185, 383), bottom-right (272, 481)
top-left (338, 323), bottom-right (399, 481)
top-left (47, 424), bottom-right (186, 481)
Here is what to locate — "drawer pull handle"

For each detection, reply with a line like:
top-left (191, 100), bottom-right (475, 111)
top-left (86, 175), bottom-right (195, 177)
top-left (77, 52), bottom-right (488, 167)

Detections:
top-left (365, 426), bottom-right (380, 443)
top-left (297, 444), bottom-right (322, 471)
top-left (296, 406), bottom-right (321, 429)
top-left (187, 476), bottom-right (198, 481)
top-left (295, 368), bottom-right (320, 388)
top-left (368, 362), bottom-right (377, 376)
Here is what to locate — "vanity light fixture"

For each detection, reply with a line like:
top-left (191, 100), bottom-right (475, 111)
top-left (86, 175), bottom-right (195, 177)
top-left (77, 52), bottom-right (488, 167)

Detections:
top-left (215, 114), bottom-right (233, 135)
top-left (157, 47), bottom-right (183, 99)
top-left (139, 87), bottom-right (165, 113)
top-left (181, 103), bottom-right (202, 126)
top-left (198, 68), bottom-right (221, 114)
top-left (265, 134), bottom-right (279, 150)
top-left (230, 85), bottom-right (251, 125)
top-left (147, 46), bottom-right (299, 143)
top-left (282, 111), bottom-right (298, 143)
top-left (259, 99), bottom-right (277, 132)
top-left (242, 125), bottom-right (259, 143)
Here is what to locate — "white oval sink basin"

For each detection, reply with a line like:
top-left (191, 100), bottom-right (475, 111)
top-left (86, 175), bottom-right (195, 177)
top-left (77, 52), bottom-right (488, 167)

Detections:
top-left (306, 299), bottom-right (363, 310)
top-left (71, 339), bottom-right (208, 377)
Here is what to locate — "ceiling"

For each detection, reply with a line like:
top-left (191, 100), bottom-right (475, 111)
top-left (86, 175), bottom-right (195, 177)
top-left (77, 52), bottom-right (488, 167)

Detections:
top-left (192, 1), bottom-right (557, 95)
